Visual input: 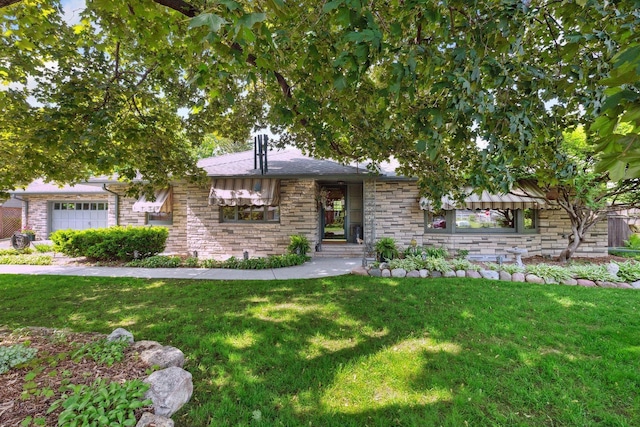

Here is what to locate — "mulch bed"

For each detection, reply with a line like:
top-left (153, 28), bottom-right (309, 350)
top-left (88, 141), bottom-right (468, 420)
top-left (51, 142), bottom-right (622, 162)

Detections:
top-left (0, 327), bottom-right (149, 426)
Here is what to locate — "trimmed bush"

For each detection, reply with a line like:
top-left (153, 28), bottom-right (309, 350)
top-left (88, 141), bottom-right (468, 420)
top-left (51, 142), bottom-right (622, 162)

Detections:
top-left (50, 226), bottom-right (168, 261)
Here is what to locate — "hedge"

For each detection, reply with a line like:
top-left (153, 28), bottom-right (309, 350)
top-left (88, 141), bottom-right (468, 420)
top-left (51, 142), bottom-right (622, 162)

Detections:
top-left (50, 226), bottom-right (168, 261)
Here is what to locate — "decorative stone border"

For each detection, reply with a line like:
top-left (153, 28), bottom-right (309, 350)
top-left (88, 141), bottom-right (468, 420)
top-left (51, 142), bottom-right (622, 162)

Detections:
top-left (106, 328), bottom-right (192, 427)
top-left (351, 265), bottom-right (640, 289)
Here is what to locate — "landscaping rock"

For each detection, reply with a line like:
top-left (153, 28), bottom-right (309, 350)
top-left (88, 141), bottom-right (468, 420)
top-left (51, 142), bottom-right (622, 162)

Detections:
top-left (141, 346), bottom-right (185, 369)
top-left (132, 340), bottom-right (162, 352)
top-left (368, 268), bottom-right (382, 277)
top-left (525, 274), bottom-right (545, 284)
top-left (136, 412), bottom-right (175, 427)
top-left (499, 271), bottom-right (512, 281)
top-left (617, 282), bottom-right (633, 289)
top-left (577, 279), bottom-right (596, 287)
top-left (381, 269), bottom-right (391, 277)
top-left (596, 281), bottom-right (618, 288)
top-left (632, 280), bottom-right (640, 289)
top-left (351, 266), bottom-right (369, 276)
top-left (545, 278), bottom-right (558, 285)
top-left (379, 262), bottom-right (390, 270)
top-left (419, 269), bottom-right (429, 278)
top-left (107, 328), bottom-right (134, 344)
top-left (406, 270), bottom-right (420, 278)
top-left (456, 270), bottom-right (466, 278)
top-left (430, 271), bottom-right (442, 278)
top-left (607, 262), bottom-right (620, 278)
top-left (144, 367), bottom-right (193, 418)
top-left (466, 270), bottom-right (482, 279)
top-left (562, 279), bottom-right (578, 286)
top-left (443, 270), bottom-right (457, 278)
top-left (391, 268), bottom-right (407, 278)
top-left (511, 272), bottom-right (525, 282)
top-left (480, 270), bottom-right (499, 280)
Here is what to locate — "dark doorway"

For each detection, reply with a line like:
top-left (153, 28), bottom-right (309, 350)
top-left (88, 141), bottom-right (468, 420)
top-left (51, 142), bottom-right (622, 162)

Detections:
top-left (322, 186), bottom-right (347, 241)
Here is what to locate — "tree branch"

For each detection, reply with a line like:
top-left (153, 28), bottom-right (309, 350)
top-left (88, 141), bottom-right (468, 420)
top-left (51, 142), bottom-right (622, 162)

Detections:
top-left (152, 0), bottom-right (200, 18)
top-left (0, 0), bottom-right (21, 8)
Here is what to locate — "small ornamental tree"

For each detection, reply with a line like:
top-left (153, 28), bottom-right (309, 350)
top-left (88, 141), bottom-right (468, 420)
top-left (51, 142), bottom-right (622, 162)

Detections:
top-left (514, 127), bottom-right (640, 262)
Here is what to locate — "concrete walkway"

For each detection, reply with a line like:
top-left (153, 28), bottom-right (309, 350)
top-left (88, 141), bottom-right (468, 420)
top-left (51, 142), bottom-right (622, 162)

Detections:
top-left (0, 257), bottom-right (361, 280)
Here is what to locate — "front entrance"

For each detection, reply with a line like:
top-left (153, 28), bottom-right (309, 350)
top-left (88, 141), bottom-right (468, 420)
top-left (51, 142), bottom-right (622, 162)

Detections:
top-left (320, 183), bottom-right (363, 243)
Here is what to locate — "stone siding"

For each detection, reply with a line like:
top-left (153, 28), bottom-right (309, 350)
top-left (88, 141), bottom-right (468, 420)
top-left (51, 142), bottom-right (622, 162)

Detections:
top-left (186, 179), bottom-right (319, 259)
top-left (106, 185), bottom-right (189, 255)
top-left (372, 180), bottom-right (608, 259)
top-left (373, 181), bottom-right (424, 243)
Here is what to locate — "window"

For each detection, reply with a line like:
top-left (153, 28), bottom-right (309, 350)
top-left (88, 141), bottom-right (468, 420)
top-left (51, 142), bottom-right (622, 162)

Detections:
top-left (147, 211), bottom-right (173, 225)
top-left (425, 209), bottom-right (538, 234)
top-left (221, 205), bottom-right (280, 223)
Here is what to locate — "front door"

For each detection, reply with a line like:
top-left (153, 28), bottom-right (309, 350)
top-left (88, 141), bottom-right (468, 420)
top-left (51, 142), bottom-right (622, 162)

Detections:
top-left (321, 186), bottom-right (347, 241)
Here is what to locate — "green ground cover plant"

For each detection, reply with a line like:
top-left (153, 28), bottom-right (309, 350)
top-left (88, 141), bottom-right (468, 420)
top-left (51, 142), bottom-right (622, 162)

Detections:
top-left (0, 255), bottom-right (51, 265)
top-left (0, 343), bottom-right (38, 374)
top-left (1, 275), bottom-right (639, 426)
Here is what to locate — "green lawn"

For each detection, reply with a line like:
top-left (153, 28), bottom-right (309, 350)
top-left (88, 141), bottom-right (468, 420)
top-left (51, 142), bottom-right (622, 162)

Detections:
top-left (1, 275), bottom-right (639, 426)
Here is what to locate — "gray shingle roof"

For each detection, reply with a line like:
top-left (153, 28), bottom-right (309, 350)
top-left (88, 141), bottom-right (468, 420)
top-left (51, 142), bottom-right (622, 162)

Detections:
top-left (9, 179), bottom-right (107, 195)
top-left (197, 147), bottom-right (400, 178)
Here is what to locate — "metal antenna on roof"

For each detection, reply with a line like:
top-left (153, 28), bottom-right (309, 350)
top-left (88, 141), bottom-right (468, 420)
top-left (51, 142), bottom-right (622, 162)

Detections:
top-left (254, 134), bottom-right (269, 175)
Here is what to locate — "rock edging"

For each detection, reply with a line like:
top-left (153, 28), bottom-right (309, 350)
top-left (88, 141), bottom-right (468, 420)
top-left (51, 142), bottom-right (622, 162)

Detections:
top-left (106, 328), bottom-right (192, 427)
top-left (351, 266), bottom-right (640, 289)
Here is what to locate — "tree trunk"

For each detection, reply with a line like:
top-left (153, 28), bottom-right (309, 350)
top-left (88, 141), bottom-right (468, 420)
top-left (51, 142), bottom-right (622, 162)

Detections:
top-left (557, 235), bottom-right (582, 262)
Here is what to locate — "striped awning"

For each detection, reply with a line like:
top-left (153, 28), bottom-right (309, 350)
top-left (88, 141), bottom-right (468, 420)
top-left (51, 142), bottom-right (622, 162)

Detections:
top-left (419, 189), bottom-right (550, 211)
top-left (132, 188), bottom-right (172, 213)
top-left (209, 178), bottom-right (280, 206)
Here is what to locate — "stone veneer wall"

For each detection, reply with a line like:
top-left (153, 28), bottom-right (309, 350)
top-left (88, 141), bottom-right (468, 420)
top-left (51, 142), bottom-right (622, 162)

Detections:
top-left (186, 179), bottom-right (319, 259)
top-left (105, 185), bottom-right (189, 255)
top-left (21, 194), bottom-right (109, 240)
top-left (373, 180), bottom-right (608, 259)
top-left (373, 181), bottom-right (425, 243)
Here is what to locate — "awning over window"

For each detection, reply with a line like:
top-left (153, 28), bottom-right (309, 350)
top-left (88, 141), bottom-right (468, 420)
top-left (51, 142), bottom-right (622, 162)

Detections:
top-left (132, 188), bottom-right (172, 213)
top-left (419, 189), bottom-right (550, 211)
top-left (209, 178), bottom-right (280, 207)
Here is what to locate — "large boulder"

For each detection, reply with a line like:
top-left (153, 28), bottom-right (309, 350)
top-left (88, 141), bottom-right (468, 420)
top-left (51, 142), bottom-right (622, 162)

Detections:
top-left (577, 279), bottom-right (597, 287)
top-left (525, 274), bottom-right (545, 285)
top-left (456, 270), bottom-right (466, 278)
top-left (511, 272), bottom-right (525, 282)
top-left (368, 268), bottom-right (382, 277)
top-left (107, 328), bottom-right (134, 344)
top-left (406, 270), bottom-right (421, 278)
top-left (466, 270), bottom-right (481, 279)
top-left (607, 262), bottom-right (620, 278)
top-left (499, 271), bottom-right (512, 281)
top-left (144, 367), bottom-right (193, 418)
top-left (381, 269), bottom-right (391, 277)
top-left (419, 269), bottom-right (429, 278)
top-left (140, 345), bottom-right (185, 369)
top-left (391, 268), bottom-right (407, 278)
top-left (136, 412), bottom-right (175, 427)
top-left (351, 266), bottom-right (369, 276)
top-left (480, 270), bottom-right (499, 280)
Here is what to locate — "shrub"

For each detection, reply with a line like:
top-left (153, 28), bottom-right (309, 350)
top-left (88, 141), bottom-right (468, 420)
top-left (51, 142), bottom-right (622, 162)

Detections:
top-left (126, 255), bottom-right (182, 268)
top-left (616, 261), bottom-right (640, 283)
top-left (72, 338), bottom-right (129, 367)
top-left (525, 264), bottom-right (572, 282)
top-left (568, 264), bottom-right (617, 282)
top-left (184, 256), bottom-right (199, 268)
top-left (33, 243), bottom-right (53, 253)
top-left (200, 254), bottom-right (308, 269)
top-left (287, 234), bottom-right (311, 256)
top-left (0, 248), bottom-right (33, 255)
top-left (375, 237), bottom-right (399, 261)
top-left (422, 256), bottom-right (452, 273)
top-left (0, 343), bottom-right (38, 374)
top-left (0, 255), bottom-right (51, 265)
top-left (50, 226), bottom-right (168, 261)
top-left (449, 258), bottom-right (481, 271)
top-left (48, 379), bottom-right (151, 426)
top-left (388, 255), bottom-right (421, 271)
top-left (422, 246), bottom-right (449, 259)
top-left (624, 234), bottom-right (640, 250)
top-left (500, 264), bottom-right (526, 275)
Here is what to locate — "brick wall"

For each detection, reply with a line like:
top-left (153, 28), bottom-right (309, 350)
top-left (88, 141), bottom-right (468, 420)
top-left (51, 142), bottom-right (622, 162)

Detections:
top-left (186, 179), bottom-right (319, 259)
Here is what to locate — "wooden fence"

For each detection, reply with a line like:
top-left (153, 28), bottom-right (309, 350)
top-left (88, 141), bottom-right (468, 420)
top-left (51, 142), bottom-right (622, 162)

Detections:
top-left (608, 215), bottom-right (632, 248)
top-left (0, 207), bottom-right (22, 239)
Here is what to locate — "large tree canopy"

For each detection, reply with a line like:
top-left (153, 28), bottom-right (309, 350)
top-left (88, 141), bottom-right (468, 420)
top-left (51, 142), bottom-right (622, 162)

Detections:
top-left (1, 0), bottom-right (639, 198)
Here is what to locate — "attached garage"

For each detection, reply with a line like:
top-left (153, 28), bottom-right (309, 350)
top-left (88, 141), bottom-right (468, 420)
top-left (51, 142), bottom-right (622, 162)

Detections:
top-left (51, 201), bottom-right (109, 232)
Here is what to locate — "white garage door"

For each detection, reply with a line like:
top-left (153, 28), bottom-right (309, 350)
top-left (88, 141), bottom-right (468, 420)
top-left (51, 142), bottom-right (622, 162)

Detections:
top-left (51, 202), bottom-right (108, 232)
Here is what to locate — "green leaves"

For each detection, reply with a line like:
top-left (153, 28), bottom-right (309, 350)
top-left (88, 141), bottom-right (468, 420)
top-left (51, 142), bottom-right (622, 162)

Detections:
top-left (188, 13), bottom-right (226, 32)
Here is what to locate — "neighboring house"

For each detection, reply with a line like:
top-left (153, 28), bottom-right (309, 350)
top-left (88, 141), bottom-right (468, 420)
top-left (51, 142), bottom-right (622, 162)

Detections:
top-left (9, 148), bottom-right (608, 259)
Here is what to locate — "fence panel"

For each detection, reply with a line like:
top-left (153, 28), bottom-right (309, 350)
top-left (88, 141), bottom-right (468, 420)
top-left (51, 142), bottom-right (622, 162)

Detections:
top-left (608, 216), bottom-right (632, 248)
top-left (0, 207), bottom-right (22, 239)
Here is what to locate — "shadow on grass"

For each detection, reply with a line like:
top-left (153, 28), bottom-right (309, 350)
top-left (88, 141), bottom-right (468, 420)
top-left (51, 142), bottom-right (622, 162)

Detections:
top-left (1, 275), bottom-right (639, 426)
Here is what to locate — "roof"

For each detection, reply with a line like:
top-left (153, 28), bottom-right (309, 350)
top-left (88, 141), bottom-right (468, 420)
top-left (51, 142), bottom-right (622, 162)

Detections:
top-left (9, 179), bottom-right (107, 195)
top-left (197, 148), bottom-right (402, 179)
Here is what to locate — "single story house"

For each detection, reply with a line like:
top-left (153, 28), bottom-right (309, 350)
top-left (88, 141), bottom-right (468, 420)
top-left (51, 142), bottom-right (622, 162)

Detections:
top-left (9, 147), bottom-right (608, 259)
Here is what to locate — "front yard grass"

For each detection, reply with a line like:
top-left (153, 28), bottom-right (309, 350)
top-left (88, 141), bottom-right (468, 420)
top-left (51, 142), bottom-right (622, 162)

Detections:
top-left (1, 274), bottom-right (639, 426)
